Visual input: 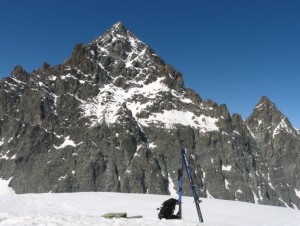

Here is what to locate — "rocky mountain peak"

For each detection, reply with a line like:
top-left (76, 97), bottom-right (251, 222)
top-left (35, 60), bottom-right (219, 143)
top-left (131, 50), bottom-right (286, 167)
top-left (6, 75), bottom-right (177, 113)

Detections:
top-left (64, 22), bottom-right (166, 80)
top-left (0, 23), bottom-right (300, 210)
top-left (92, 21), bottom-right (129, 45)
top-left (10, 65), bottom-right (31, 84)
top-left (246, 96), bottom-right (299, 142)
top-left (248, 96), bottom-right (281, 123)
top-left (259, 95), bottom-right (271, 103)
top-left (254, 95), bottom-right (275, 113)
top-left (109, 21), bottom-right (127, 35)
top-left (11, 65), bottom-right (26, 76)
top-left (41, 62), bottom-right (52, 71)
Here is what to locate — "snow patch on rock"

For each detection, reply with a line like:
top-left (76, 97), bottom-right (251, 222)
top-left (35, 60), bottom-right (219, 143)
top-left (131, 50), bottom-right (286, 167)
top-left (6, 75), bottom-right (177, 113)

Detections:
top-left (80, 78), bottom-right (218, 131)
top-left (54, 136), bottom-right (80, 149)
top-left (295, 188), bottom-right (300, 198)
top-left (273, 117), bottom-right (298, 138)
top-left (168, 173), bottom-right (177, 196)
top-left (222, 165), bottom-right (232, 171)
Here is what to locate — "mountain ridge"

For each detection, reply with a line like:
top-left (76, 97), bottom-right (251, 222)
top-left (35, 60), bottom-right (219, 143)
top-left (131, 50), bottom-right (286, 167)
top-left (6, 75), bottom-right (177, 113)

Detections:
top-left (0, 22), bottom-right (299, 209)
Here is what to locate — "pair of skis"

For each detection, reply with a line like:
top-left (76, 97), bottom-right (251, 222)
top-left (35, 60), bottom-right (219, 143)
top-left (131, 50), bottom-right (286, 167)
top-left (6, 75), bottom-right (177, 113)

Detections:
top-left (178, 148), bottom-right (204, 223)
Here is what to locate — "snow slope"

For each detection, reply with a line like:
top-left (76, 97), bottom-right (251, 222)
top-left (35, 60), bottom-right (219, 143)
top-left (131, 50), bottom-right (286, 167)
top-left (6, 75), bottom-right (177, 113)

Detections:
top-left (0, 178), bottom-right (15, 196)
top-left (1, 183), bottom-right (300, 226)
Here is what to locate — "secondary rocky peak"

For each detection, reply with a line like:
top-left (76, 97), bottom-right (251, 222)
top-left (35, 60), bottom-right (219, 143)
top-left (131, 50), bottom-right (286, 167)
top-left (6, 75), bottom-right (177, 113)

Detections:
top-left (248, 96), bottom-right (282, 121)
top-left (259, 95), bottom-right (270, 103)
top-left (246, 95), bottom-right (299, 143)
top-left (255, 95), bottom-right (273, 108)
top-left (11, 65), bottom-right (26, 76)
top-left (10, 65), bottom-right (31, 84)
top-left (41, 62), bottom-right (52, 71)
top-left (248, 96), bottom-right (277, 120)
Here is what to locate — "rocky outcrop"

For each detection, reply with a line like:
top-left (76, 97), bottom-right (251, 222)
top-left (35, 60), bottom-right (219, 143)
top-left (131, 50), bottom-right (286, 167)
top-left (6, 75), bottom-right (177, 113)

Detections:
top-left (0, 22), bottom-right (299, 209)
top-left (246, 96), bottom-right (300, 208)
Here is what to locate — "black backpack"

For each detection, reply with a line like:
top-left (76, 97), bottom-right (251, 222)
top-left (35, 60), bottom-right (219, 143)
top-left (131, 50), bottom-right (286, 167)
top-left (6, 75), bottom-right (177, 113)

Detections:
top-left (158, 198), bottom-right (180, 220)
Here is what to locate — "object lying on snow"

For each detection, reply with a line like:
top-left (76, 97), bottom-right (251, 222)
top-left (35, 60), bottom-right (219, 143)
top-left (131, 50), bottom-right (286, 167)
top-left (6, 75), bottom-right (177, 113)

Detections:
top-left (102, 212), bottom-right (143, 219)
top-left (157, 198), bottom-right (180, 220)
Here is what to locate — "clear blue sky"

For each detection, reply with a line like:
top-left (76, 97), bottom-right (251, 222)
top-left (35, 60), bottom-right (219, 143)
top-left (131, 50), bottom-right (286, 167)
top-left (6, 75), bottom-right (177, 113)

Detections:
top-left (1, 0), bottom-right (300, 128)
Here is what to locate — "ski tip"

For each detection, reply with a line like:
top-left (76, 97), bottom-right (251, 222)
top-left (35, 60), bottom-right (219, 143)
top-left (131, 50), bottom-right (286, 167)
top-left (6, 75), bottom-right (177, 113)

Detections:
top-left (181, 148), bottom-right (187, 153)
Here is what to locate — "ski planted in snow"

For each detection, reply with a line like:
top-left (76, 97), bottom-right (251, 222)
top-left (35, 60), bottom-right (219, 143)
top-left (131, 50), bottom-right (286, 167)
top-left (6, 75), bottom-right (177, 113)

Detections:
top-left (181, 148), bottom-right (204, 223)
top-left (178, 168), bottom-right (183, 219)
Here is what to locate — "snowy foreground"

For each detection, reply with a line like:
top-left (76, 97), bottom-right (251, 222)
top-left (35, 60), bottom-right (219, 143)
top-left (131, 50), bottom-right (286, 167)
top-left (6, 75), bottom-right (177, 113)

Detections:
top-left (1, 184), bottom-right (300, 225)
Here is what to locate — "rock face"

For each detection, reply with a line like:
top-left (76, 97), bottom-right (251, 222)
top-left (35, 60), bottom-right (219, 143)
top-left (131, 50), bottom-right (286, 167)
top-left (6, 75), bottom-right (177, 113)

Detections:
top-left (0, 22), bottom-right (299, 209)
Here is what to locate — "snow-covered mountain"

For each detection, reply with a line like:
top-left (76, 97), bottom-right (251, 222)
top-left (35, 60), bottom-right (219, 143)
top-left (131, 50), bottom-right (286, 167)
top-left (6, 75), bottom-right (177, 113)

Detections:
top-left (0, 22), bottom-right (300, 209)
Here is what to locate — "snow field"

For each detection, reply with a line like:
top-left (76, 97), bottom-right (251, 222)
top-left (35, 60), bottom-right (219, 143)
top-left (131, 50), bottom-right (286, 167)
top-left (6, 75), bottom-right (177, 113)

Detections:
top-left (0, 190), bottom-right (300, 226)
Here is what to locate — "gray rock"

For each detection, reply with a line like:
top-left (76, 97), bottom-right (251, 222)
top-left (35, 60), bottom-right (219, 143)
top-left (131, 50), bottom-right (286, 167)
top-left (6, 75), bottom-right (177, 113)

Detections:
top-left (102, 212), bottom-right (127, 219)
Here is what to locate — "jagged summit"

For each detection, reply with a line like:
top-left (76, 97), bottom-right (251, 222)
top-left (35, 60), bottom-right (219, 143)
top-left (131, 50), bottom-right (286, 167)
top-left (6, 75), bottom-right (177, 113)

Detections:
top-left (92, 21), bottom-right (130, 44)
top-left (11, 65), bottom-right (26, 76)
top-left (246, 96), bottom-right (299, 141)
top-left (248, 96), bottom-right (279, 122)
top-left (66, 22), bottom-right (167, 82)
top-left (94, 21), bottom-right (124, 35)
top-left (110, 21), bottom-right (127, 34)
top-left (257, 95), bottom-right (272, 105)
top-left (93, 21), bottom-right (137, 46)
top-left (253, 96), bottom-right (276, 112)
top-left (248, 96), bottom-right (281, 123)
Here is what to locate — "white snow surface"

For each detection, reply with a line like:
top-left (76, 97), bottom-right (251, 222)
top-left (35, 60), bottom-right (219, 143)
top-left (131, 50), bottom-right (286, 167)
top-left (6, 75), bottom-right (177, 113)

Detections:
top-left (1, 182), bottom-right (300, 226)
top-left (0, 178), bottom-right (15, 196)
top-left (81, 78), bottom-right (218, 131)
top-left (295, 188), bottom-right (300, 198)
